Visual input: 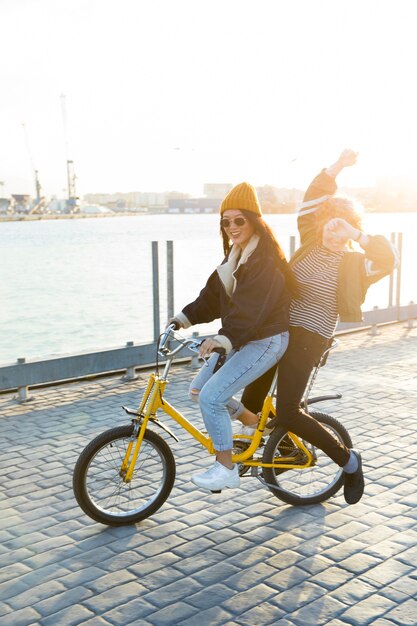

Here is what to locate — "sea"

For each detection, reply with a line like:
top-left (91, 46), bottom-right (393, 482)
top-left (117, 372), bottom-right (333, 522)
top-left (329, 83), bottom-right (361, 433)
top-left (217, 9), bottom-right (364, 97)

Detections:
top-left (1, 212), bottom-right (415, 365)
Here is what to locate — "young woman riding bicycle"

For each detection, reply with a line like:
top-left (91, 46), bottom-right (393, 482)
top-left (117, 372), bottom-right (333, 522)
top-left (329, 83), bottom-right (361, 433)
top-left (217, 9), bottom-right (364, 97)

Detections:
top-left (168, 181), bottom-right (294, 492)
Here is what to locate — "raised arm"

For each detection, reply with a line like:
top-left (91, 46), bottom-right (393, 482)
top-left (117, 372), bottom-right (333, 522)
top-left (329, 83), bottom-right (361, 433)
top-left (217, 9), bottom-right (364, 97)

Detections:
top-left (298, 149), bottom-right (358, 246)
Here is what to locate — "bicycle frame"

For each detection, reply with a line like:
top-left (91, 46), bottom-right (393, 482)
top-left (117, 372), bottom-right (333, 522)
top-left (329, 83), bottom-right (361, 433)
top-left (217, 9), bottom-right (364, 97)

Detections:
top-left (120, 328), bottom-right (318, 482)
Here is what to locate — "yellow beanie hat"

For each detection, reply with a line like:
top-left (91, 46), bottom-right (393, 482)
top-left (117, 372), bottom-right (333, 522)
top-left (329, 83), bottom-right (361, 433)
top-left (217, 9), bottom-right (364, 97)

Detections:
top-left (220, 182), bottom-right (262, 216)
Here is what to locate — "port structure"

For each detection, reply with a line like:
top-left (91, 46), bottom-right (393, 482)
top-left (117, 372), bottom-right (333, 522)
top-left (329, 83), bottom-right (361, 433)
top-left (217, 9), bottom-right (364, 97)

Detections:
top-left (21, 122), bottom-right (45, 214)
top-left (61, 94), bottom-right (79, 213)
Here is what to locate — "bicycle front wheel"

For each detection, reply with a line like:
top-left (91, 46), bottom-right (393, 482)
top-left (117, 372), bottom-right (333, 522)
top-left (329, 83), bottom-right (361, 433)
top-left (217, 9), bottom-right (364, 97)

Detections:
top-left (73, 425), bottom-right (176, 526)
top-left (262, 410), bottom-right (352, 505)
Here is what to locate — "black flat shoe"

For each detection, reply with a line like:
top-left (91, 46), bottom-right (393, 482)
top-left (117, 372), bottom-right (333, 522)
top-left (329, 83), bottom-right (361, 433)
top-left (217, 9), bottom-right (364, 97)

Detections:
top-left (343, 450), bottom-right (364, 504)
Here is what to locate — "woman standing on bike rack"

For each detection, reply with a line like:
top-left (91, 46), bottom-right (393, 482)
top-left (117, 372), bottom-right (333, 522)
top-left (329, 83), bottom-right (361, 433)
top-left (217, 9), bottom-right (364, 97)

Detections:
top-left (168, 182), bottom-right (295, 492)
top-left (239, 149), bottom-right (399, 505)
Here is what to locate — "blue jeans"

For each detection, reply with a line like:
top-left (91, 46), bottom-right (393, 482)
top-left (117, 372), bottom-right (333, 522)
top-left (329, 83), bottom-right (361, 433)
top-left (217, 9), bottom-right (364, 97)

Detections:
top-left (190, 332), bottom-right (289, 452)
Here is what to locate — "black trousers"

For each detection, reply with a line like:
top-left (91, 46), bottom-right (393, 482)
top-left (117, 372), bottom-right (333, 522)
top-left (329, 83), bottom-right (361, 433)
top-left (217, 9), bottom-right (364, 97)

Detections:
top-left (241, 326), bottom-right (350, 466)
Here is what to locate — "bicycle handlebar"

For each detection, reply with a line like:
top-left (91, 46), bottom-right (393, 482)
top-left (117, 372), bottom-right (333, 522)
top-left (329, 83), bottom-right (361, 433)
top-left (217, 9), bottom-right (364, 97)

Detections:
top-left (158, 325), bottom-right (203, 359)
top-left (158, 327), bottom-right (226, 366)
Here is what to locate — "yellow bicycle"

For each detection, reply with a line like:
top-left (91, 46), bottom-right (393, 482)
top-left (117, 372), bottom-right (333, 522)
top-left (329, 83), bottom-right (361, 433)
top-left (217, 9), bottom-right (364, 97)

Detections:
top-left (73, 326), bottom-right (352, 526)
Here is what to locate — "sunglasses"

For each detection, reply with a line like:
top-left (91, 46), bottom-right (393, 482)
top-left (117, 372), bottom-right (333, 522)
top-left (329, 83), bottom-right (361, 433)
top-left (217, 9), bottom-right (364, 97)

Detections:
top-left (220, 217), bottom-right (248, 228)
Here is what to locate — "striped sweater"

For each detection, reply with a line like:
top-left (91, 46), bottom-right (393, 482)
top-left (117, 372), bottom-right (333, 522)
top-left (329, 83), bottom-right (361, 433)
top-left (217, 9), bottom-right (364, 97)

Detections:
top-left (290, 245), bottom-right (343, 338)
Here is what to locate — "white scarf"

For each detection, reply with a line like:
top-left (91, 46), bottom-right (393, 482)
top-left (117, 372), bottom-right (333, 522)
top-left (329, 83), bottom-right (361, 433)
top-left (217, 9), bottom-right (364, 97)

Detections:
top-left (216, 234), bottom-right (260, 297)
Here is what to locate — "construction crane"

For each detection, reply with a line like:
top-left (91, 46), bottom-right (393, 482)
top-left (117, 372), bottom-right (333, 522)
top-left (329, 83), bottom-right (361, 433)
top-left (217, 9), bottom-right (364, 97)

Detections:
top-left (21, 122), bottom-right (44, 211)
top-left (60, 94), bottom-right (79, 213)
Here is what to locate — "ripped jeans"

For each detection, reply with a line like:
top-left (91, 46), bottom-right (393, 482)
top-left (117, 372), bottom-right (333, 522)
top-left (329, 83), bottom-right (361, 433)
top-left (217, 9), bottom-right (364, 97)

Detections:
top-left (189, 332), bottom-right (289, 452)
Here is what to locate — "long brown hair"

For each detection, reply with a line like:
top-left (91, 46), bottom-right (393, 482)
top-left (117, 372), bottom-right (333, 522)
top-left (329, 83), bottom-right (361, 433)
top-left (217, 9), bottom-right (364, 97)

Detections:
top-left (220, 210), bottom-right (298, 294)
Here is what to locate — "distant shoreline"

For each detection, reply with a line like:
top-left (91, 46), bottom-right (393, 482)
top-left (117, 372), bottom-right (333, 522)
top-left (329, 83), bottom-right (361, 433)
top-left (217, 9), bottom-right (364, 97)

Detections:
top-left (1, 208), bottom-right (416, 223)
top-left (0, 212), bottom-right (148, 222)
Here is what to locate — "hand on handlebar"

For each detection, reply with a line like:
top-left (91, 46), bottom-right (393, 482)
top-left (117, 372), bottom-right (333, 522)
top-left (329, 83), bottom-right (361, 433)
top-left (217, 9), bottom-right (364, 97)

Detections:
top-left (166, 318), bottom-right (182, 330)
top-left (199, 338), bottom-right (224, 358)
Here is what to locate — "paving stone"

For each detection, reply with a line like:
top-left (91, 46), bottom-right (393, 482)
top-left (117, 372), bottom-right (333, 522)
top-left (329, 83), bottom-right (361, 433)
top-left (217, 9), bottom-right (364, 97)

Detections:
top-left (1, 606), bottom-right (42, 626)
top-left (7, 580), bottom-right (67, 610)
top-left (320, 538), bottom-right (371, 563)
top-left (84, 569), bottom-right (137, 593)
top-left (339, 594), bottom-right (397, 624)
top-left (39, 603), bottom-right (96, 626)
top-left (15, 563), bottom-right (73, 589)
top-left (138, 566), bottom-right (184, 592)
top-left (141, 519), bottom-right (189, 539)
top-left (135, 534), bottom-right (186, 558)
top-left (142, 578), bottom-right (203, 610)
top-left (267, 564), bottom-right (312, 592)
top-left (337, 552), bottom-right (383, 574)
top-left (309, 565), bottom-right (354, 591)
top-left (137, 601), bottom-right (196, 625)
top-left (362, 558), bottom-right (414, 586)
top-left (328, 577), bottom-right (380, 605)
top-left (221, 582), bottom-right (277, 614)
top-left (173, 536), bottom-right (218, 559)
top-left (274, 581), bottom-right (328, 613)
top-left (127, 552), bottom-right (182, 577)
top-left (0, 603), bottom-right (13, 619)
top-left (186, 582), bottom-right (236, 609)
top-left (35, 586), bottom-right (95, 618)
top-left (172, 549), bottom-right (227, 576)
top-left (73, 618), bottom-right (113, 626)
top-left (178, 605), bottom-right (234, 626)
top-left (0, 562), bottom-right (31, 585)
top-left (288, 594), bottom-right (348, 625)
top-left (265, 549), bottom-right (306, 571)
top-left (388, 574), bottom-right (417, 598)
top-left (214, 536), bottom-right (257, 557)
top-left (295, 535), bottom-right (340, 558)
top-left (83, 580), bottom-right (147, 614)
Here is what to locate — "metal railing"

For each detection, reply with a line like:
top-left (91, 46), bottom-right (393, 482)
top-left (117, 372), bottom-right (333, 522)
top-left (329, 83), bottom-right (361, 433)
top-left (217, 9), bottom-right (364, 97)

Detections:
top-left (1, 233), bottom-right (415, 402)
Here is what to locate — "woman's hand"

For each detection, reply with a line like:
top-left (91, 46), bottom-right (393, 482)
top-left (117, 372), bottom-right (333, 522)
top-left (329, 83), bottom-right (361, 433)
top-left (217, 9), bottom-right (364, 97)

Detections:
top-left (166, 318), bottom-right (182, 330)
top-left (199, 338), bottom-right (223, 358)
top-left (325, 218), bottom-right (358, 242)
top-left (337, 149), bottom-right (358, 168)
top-left (326, 149), bottom-right (358, 178)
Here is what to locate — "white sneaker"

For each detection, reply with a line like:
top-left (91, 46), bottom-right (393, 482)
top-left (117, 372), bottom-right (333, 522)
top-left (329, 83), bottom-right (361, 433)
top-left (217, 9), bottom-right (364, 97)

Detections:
top-left (235, 424), bottom-right (257, 440)
top-left (235, 421), bottom-right (273, 439)
top-left (191, 461), bottom-right (240, 491)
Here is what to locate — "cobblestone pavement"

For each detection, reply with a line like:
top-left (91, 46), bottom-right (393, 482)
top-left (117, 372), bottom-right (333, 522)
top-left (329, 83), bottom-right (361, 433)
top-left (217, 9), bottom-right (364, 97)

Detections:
top-left (1, 322), bottom-right (417, 626)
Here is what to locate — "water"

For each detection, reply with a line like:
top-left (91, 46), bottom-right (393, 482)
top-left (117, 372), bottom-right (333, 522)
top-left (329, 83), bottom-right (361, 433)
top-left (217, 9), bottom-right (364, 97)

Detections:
top-left (1, 212), bottom-right (415, 364)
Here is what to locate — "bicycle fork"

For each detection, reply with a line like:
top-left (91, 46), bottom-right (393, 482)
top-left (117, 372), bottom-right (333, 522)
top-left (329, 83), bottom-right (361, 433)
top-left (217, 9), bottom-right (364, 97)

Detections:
top-left (120, 375), bottom-right (166, 483)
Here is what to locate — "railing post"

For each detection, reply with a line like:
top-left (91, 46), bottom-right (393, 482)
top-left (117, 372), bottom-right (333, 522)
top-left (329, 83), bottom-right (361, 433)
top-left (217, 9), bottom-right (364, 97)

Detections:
top-left (167, 241), bottom-right (174, 321)
top-left (152, 241), bottom-right (160, 341)
top-left (17, 358), bottom-right (32, 403)
top-left (121, 341), bottom-right (138, 381)
top-left (388, 232), bottom-right (395, 308)
top-left (368, 306), bottom-right (380, 336)
top-left (395, 232), bottom-right (403, 317)
top-left (289, 235), bottom-right (296, 258)
top-left (404, 301), bottom-right (415, 329)
top-left (190, 331), bottom-right (200, 369)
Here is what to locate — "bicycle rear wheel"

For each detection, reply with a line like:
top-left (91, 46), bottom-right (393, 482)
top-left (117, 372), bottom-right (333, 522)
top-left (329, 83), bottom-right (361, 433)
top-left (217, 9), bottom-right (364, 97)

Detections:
top-left (262, 410), bottom-right (352, 505)
top-left (73, 425), bottom-right (176, 525)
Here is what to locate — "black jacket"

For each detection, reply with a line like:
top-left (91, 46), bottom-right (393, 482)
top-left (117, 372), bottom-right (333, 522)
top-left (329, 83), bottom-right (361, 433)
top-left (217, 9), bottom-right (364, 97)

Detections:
top-left (182, 242), bottom-right (290, 350)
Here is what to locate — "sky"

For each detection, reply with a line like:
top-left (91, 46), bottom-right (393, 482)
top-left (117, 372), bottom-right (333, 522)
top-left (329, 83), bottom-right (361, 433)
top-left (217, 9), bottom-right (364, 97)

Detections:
top-left (1, 0), bottom-right (417, 198)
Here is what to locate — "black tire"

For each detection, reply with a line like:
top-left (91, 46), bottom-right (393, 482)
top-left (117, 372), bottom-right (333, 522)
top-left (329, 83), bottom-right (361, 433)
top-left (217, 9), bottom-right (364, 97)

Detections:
top-left (73, 425), bottom-right (176, 526)
top-left (262, 410), bottom-right (352, 506)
